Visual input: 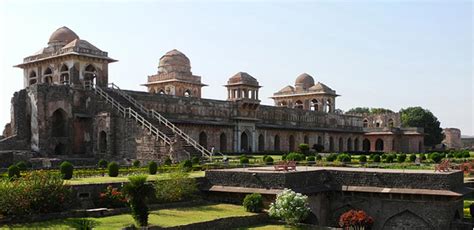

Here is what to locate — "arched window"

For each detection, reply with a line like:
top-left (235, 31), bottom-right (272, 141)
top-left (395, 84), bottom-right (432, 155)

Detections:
top-left (43, 67), bottom-right (53, 84)
top-left (184, 90), bottom-right (191, 97)
top-left (329, 137), bottom-right (335, 152)
top-left (338, 137), bottom-right (344, 152)
top-left (363, 119), bottom-right (369, 128)
top-left (294, 100), bottom-right (303, 109)
top-left (29, 71), bottom-right (37, 86)
top-left (311, 99), bottom-right (319, 111)
top-left (347, 138), bottom-right (352, 151)
top-left (274, 135), bottom-right (280, 151)
top-left (326, 99), bottom-right (332, 113)
top-left (241, 132), bottom-right (249, 152)
top-left (376, 122), bottom-right (381, 128)
top-left (219, 133), bottom-right (227, 152)
top-left (258, 134), bottom-right (265, 152)
top-left (52, 109), bottom-right (67, 137)
top-left (289, 135), bottom-right (295, 152)
top-left (304, 135), bottom-right (309, 144)
top-left (60, 64), bottom-right (70, 84)
top-left (199, 132), bottom-right (207, 149)
top-left (375, 139), bottom-right (384, 151)
top-left (354, 138), bottom-right (359, 151)
top-left (363, 139), bottom-right (370, 152)
top-left (99, 131), bottom-right (107, 153)
top-left (159, 89), bottom-right (165, 94)
top-left (318, 136), bottom-right (322, 145)
top-left (84, 64), bottom-right (97, 86)
top-left (388, 119), bottom-right (394, 128)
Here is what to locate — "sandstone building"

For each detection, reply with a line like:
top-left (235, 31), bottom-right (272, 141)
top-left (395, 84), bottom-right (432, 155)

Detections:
top-left (442, 128), bottom-right (463, 150)
top-left (0, 27), bottom-right (424, 164)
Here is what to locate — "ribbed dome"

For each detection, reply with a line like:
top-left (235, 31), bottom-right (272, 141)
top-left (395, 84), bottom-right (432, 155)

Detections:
top-left (158, 49), bottom-right (191, 74)
top-left (295, 73), bottom-right (315, 89)
top-left (227, 72), bottom-right (259, 86)
top-left (48, 26), bottom-right (79, 45)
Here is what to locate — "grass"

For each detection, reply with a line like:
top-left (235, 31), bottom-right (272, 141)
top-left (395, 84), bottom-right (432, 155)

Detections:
top-left (1, 203), bottom-right (255, 229)
top-left (64, 171), bottom-right (205, 185)
top-left (238, 224), bottom-right (331, 230)
top-left (464, 199), bottom-right (474, 218)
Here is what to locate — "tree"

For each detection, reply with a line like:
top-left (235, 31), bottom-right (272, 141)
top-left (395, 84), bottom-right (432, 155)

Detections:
top-left (122, 175), bottom-right (155, 227)
top-left (346, 107), bottom-right (394, 115)
top-left (400, 107), bottom-right (444, 147)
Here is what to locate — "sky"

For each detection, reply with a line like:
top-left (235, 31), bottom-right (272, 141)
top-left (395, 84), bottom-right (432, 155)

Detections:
top-left (0, 0), bottom-right (472, 135)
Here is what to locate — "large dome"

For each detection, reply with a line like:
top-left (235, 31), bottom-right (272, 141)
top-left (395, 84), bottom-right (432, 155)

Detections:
top-left (48, 26), bottom-right (79, 45)
top-left (158, 49), bottom-right (191, 74)
top-left (295, 73), bottom-right (315, 90)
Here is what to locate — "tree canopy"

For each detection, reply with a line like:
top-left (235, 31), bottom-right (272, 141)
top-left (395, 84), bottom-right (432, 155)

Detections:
top-left (346, 107), bottom-right (394, 115)
top-left (400, 106), bottom-right (444, 147)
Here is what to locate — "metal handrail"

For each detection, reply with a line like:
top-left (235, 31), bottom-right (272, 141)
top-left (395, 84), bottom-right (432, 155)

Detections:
top-left (107, 83), bottom-right (217, 159)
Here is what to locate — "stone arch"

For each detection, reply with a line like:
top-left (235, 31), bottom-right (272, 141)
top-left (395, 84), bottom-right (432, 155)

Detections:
top-left (375, 138), bottom-right (384, 151)
top-left (158, 89), bottom-right (165, 94)
top-left (354, 138), bottom-right (360, 151)
top-left (382, 210), bottom-right (431, 230)
top-left (326, 99), bottom-right (332, 113)
top-left (329, 136), bottom-right (335, 152)
top-left (363, 119), bottom-right (369, 128)
top-left (311, 99), bottom-right (319, 111)
top-left (289, 135), bottom-right (295, 152)
top-left (51, 108), bottom-right (67, 137)
top-left (388, 118), bottom-right (394, 128)
top-left (241, 131), bottom-right (250, 152)
top-left (219, 133), bottom-right (227, 152)
top-left (43, 67), bottom-right (53, 84)
top-left (84, 64), bottom-right (97, 85)
top-left (338, 137), bottom-right (344, 152)
top-left (347, 138), bottom-right (352, 151)
top-left (29, 70), bottom-right (37, 85)
top-left (60, 64), bottom-right (70, 84)
top-left (199, 131), bottom-right (207, 149)
top-left (99, 131), bottom-right (107, 153)
top-left (184, 89), bottom-right (192, 97)
top-left (294, 100), bottom-right (303, 109)
top-left (363, 139), bottom-right (371, 152)
top-left (274, 135), bottom-right (280, 151)
top-left (258, 134), bottom-right (265, 152)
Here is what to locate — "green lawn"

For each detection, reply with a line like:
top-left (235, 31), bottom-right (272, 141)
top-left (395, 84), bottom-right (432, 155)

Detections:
top-left (1, 203), bottom-right (255, 229)
top-left (238, 224), bottom-right (331, 230)
top-left (64, 171), bottom-right (205, 185)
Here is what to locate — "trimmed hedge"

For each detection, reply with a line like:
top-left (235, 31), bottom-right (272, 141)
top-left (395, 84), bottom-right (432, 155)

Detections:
top-left (148, 161), bottom-right (158, 175)
top-left (7, 165), bottom-right (20, 179)
top-left (59, 161), bottom-right (74, 180)
top-left (108, 162), bottom-right (119, 177)
top-left (243, 193), bottom-right (264, 213)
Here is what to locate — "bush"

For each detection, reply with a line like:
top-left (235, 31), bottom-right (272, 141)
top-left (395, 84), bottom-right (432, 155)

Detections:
top-left (240, 156), bottom-right (250, 164)
top-left (191, 156), bottom-right (200, 165)
top-left (337, 154), bottom-right (351, 163)
top-left (98, 159), bottom-right (108, 169)
top-left (381, 154), bottom-right (387, 160)
top-left (316, 154), bottom-right (322, 161)
top-left (339, 210), bottom-right (374, 229)
top-left (298, 144), bottom-right (310, 155)
top-left (397, 154), bottom-right (407, 163)
top-left (180, 160), bottom-right (193, 171)
top-left (430, 152), bottom-right (442, 163)
top-left (463, 151), bottom-right (471, 158)
top-left (97, 185), bottom-right (126, 208)
top-left (286, 152), bottom-right (305, 161)
top-left (16, 161), bottom-right (28, 171)
top-left (59, 161), bottom-right (74, 180)
top-left (409, 154), bottom-right (417, 162)
top-left (421, 154), bottom-right (427, 161)
top-left (312, 144), bottom-right (324, 153)
top-left (281, 154), bottom-right (287, 160)
top-left (447, 153), bottom-right (455, 158)
top-left (373, 154), bottom-right (381, 163)
top-left (132, 160), bottom-right (140, 168)
top-left (164, 157), bottom-right (172, 166)
top-left (307, 156), bottom-right (315, 162)
top-left (269, 188), bottom-right (310, 225)
top-left (148, 161), bottom-right (158, 175)
top-left (122, 175), bottom-right (155, 227)
top-left (155, 171), bottom-right (197, 203)
top-left (326, 154), bottom-right (337, 162)
top-left (385, 154), bottom-right (395, 163)
top-left (264, 156), bottom-right (274, 165)
top-left (108, 162), bottom-right (119, 177)
top-left (359, 155), bottom-right (367, 163)
top-left (7, 165), bottom-right (20, 179)
top-left (0, 171), bottom-right (71, 216)
top-left (243, 193), bottom-right (263, 213)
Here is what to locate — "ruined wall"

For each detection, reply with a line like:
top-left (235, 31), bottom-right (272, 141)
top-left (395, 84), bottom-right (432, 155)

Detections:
top-left (443, 128), bottom-right (462, 150)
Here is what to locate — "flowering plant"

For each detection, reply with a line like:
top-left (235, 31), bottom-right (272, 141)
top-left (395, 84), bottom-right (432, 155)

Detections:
top-left (98, 185), bottom-right (127, 208)
top-left (268, 188), bottom-right (310, 225)
top-left (339, 209), bottom-right (374, 230)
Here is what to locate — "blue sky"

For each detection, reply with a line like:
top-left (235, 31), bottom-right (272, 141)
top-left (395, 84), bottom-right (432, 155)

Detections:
top-left (0, 0), bottom-right (472, 135)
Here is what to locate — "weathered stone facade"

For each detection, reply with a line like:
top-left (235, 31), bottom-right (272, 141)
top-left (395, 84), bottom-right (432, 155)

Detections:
top-left (443, 128), bottom-right (463, 150)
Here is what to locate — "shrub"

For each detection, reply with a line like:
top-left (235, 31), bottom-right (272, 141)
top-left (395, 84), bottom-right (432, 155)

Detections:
top-left (59, 161), bottom-right (74, 180)
top-left (108, 162), bottom-right (119, 177)
top-left (306, 156), bottom-right (315, 162)
top-left (316, 154), bottom-right (322, 161)
top-left (243, 193), bottom-right (264, 213)
top-left (7, 165), bottom-right (20, 179)
top-left (326, 154), bottom-right (337, 162)
top-left (421, 154), bottom-right (427, 161)
top-left (337, 154), bottom-right (351, 163)
top-left (69, 219), bottom-right (98, 230)
top-left (155, 171), bottom-right (197, 203)
top-left (122, 175), bottom-right (155, 227)
top-left (359, 155), bottom-right (367, 163)
top-left (463, 151), bottom-right (471, 158)
top-left (132, 160), bottom-right (140, 168)
top-left (298, 144), bottom-right (310, 155)
top-left (409, 154), bottom-right (417, 162)
top-left (339, 210), bottom-right (374, 229)
top-left (397, 154), bottom-right (407, 163)
top-left (430, 152), bottom-right (442, 163)
top-left (180, 160), bottom-right (193, 171)
top-left (191, 156), bottom-right (200, 165)
top-left (264, 156), bottom-right (274, 165)
top-left (97, 185), bottom-right (126, 208)
top-left (447, 153), bottom-right (455, 158)
top-left (281, 154), bottom-right (287, 160)
top-left (286, 152), bottom-right (305, 161)
top-left (240, 156), bottom-right (250, 164)
top-left (269, 189), bottom-right (310, 225)
top-left (312, 144), bottom-right (324, 153)
top-left (16, 161), bottom-right (28, 171)
top-left (381, 154), bottom-right (387, 160)
top-left (148, 161), bottom-right (158, 175)
top-left (98, 159), bottom-right (108, 169)
top-left (385, 154), bottom-right (395, 163)
top-left (0, 171), bottom-right (71, 216)
top-left (164, 157), bottom-right (172, 166)
top-left (373, 155), bottom-right (381, 163)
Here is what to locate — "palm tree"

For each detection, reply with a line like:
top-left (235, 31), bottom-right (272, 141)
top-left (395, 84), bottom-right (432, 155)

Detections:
top-left (122, 175), bottom-right (155, 227)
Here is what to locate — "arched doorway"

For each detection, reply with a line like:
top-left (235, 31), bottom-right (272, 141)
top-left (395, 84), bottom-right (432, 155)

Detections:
top-left (338, 137), bottom-right (344, 152)
top-left (418, 141), bottom-right (423, 153)
top-left (375, 139), bottom-right (384, 151)
top-left (317, 136), bottom-right (322, 145)
top-left (29, 71), bottom-right (37, 86)
top-left (258, 134), bottom-right (265, 152)
top-left (294, 100), bottom-right (303, 109)
top-left (52, 109), bottom-right (67, 137)
top-left (274, 135), bottom-right (280, 151)
top-left (54, 143), bottom-right (66, 155)
top-left (241, 132), bottom-right (249, 152)
top-left (43, 67), bottom-right (53, 84)
top-left (354, 138), bottom-right (359, 151)
top-left (363, 139), bottom-right (371, 152)
top-left (199, 132), bottom-right (207, 149)
top-left (99, 131), bottom-right (107, 153)
top-left (347, 138), bottom-right (352, 151)
top-left (304, 135), bottom-right (309, 144)
top-left (311, 99), bottom-right (319, 111)
top-left (363, 119), bottom-right (369, 128)
top-left (60, 64), bottom-right (70, 84)
top-left (289, 135), bottom-right (295, 152)
top-left (329, 137), bottom-right (335, 152)
top-left (219, 133), bottom-right (227, 152)
top-left (84, 64), bottom-right (97, 87)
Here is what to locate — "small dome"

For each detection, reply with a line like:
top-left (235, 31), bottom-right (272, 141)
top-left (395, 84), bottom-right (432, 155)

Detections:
top-left (227, 72), bottom-right (259, 86)
top-left (48, 26), bottom-right (79, 45)
top-left (158, 49), bottom-right (191, 74)
top-left (295, 73), bottom-right (315, 90)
